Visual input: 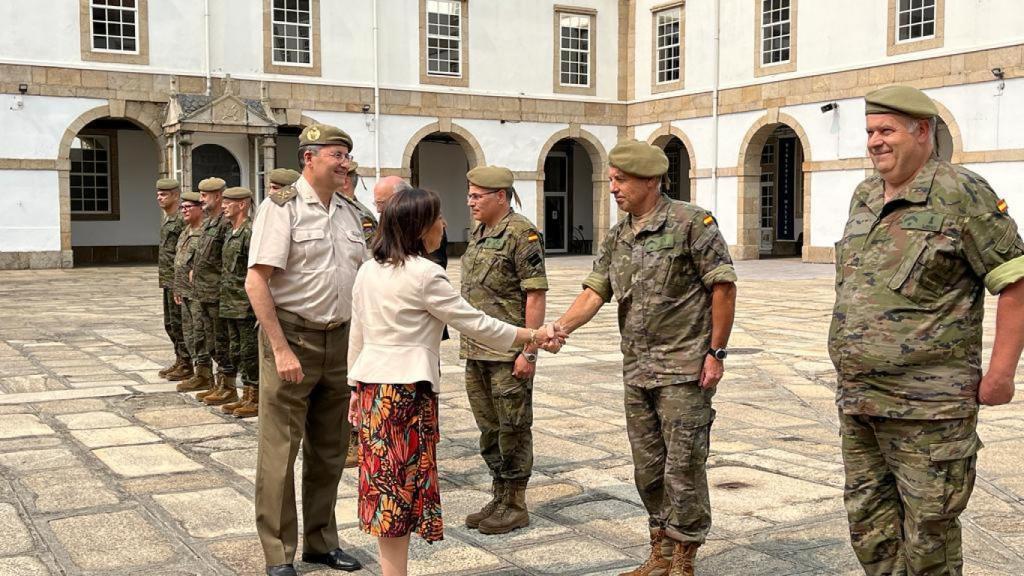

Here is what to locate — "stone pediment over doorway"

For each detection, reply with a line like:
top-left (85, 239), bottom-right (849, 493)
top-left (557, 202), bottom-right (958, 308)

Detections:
top-left (163, 75), bottom-right (278, 135)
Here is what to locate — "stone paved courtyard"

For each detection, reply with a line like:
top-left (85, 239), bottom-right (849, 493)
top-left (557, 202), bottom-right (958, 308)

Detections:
top-left (0, 257), bottom-right (1023, 575)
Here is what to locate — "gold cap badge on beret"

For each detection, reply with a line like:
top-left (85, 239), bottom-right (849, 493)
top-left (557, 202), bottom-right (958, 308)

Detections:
top-left (609, 140), bottom-right (669, 178)
top-left (197, 177), bottom-right (227, 192)
top-left (864, 85), bottom-right (938, 119)
top-left (268, 168), bottom-right (301, 186)
top-left (299, 123), bottom-right (354, 150)
top-left (181, 191), bottom-right (201, 202)
top-left (156, 178), bottom-right (180, 191)
top-left (467, 166), bottom-right (514, 190)
top-left (223, 186), bottom-right (252, 200)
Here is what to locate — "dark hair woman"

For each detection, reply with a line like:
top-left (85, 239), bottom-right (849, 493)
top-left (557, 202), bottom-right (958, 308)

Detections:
top-left (347, 188), bottom-right (561, 576)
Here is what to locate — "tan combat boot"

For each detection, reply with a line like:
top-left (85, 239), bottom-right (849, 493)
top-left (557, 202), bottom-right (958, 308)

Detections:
top-left (220, 383), bottom-right (247, 414)
top-left (196, 372), bottom-right (223, 400)
top-left (204, 374), bottom-right (238, 406)
top-left (618, 530), bottom-right (671, 576)
top-left (177, 364), bottom-right (213, 392)
top-left (666, 540), bottom-right (699, 576)
top-left (465, 479), bottom-right (506, 529)
top-left (159, 356), bottom-right (183, 379)
top-left (231, 385), bottom-right (259, 418)
top-left (344, 429), bottom-right (359, 468)
top-left (478, 479), bottom-right (529, 534)
top-left (166, 360), bottom-right (194, 381)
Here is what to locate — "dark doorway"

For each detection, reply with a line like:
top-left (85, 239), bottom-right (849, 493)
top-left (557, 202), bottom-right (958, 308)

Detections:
top-left (192, 144), bottom-right (241, 189)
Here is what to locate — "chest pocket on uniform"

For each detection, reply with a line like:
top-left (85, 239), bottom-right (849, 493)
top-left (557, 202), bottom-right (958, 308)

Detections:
top-left (887, 213), bottom-right (962, 307)
top-left (645, 233), bottom-right (688, 296)
top-left (292, 227), bottom-right (327, 270)
top-left (477, 237), bottom-right (509, 288)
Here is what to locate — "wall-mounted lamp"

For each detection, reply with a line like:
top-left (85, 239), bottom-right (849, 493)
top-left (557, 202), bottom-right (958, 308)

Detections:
top-left (18, 83), bottom-right (28, 94)
top-left (10, 83), bottom-right (28, 111)
top-left (362, 104), bottom-right (376, 132)
top-left (992, 67), bottom-right (1006, 92)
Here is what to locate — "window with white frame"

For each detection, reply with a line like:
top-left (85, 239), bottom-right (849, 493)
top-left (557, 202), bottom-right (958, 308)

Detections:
top-left (656, 8), bottom-right (681, 84)
top-left (70, 135), bottom-right (112, 215)
top-left (761, 142), bottom-right (775, 165)
top-left (760, 172), bottom-right (775, 229)
top-left (896, 0), bottom-right (936, 42)
top-left (272, 0), bottom-right (312, 65)
top-left (90, 0), bottom-right (138, 52)
top-left (560, 13), bottom-right (591, 87)
top-left (760, 0), bottom-right (791, 66)
top-left (427, 0), bottom-right (462, 76)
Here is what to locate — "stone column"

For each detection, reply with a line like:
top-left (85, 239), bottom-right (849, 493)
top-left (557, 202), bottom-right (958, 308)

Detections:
top-left (261, 135), bottom-right (277, 204)
top-left (178, 132), bottom-right (193, 193)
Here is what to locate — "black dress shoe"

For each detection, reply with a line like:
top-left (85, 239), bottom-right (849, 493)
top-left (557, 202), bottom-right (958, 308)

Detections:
top-left (265, 564), bottom-right (297, 576)
top-left (301, 548), bottom-right (362, 571)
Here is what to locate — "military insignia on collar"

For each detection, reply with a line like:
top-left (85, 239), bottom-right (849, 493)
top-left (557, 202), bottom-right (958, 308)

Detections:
top-left (703, 215), bottom-right (716, 226)
top-left (362, 220), bottom-right (374, 229)
top-left (269, 185), bottom-right (298, 206)
top-left (306, 126), bottom-right (320, 141)
top-left (997, 199), bottom-right (1008, 213)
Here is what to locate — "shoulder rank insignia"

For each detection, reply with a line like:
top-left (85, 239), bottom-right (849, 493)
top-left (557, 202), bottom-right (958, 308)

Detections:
top-left (997, 198), bottom-right (1008, 213)
top-left (269, 185), bottom-right (298, 206)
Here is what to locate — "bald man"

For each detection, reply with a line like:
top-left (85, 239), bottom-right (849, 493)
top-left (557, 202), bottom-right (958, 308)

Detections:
top-left (371, 175), bottom-right (412, 213)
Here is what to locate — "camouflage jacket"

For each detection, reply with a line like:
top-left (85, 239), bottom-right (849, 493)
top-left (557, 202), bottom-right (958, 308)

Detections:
top-left (219, 218), bottom-right (253, 319)
top-left (583, 195), bottom-right (737, 388)
top-left (342, 195), bottom-right (378, 243)
top-left (193, 212), bottom-right (232, 303)
top-left (159, 211), bottom-right (185, 289)
top-left (460, 210), bottom-right (548, 361)
top-left (829, 158), bottom-right (1024, 419)
top-left (173, 226), bottom-right (202, 300)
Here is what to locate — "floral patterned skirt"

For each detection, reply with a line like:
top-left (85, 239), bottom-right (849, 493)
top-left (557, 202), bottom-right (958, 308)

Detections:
top-left (357, 382), bottom-right (444, 543)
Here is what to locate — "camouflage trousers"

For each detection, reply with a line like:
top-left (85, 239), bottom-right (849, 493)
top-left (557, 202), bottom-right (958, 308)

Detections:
top-left (224, 316), bottom-right (258, 387)
top-left (465, 360), bottom-right (533, 481)
top-left (198, 301), bottom-right (235, 376)
top-left (840, 412), bottom-right (982, 576)
top-left (162, 288), bottom-right (189, 361)
top-left (625, 381), bottom-right (715, 545)
top-left (182, 298), bottom-right (210, 367)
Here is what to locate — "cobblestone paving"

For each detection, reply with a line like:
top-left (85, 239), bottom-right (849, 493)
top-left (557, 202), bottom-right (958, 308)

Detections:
top-left (0, 257), bottom-right (1022, 575)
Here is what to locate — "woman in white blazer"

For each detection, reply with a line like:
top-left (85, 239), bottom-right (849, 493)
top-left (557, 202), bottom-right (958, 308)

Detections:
top-left (346, 187), bottom-right (562, 576)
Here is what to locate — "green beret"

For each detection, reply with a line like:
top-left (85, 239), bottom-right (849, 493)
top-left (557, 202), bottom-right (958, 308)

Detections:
top-left (865, 85), bottom-right (938, 119)
top-left (269, 168), bottom-right (301, 186)
top-left (156, 178), bottom-right (180, 191)
top-left (609, 140), bottom-right (669, 178)
top-left (467, 166), bottom-right (514, 189)
top-left (223, 187), bottom-right (252, 200)
top-left (197, 177), bottom-right (226, 192)
top-left (347, 161), bottom-right (359, 174)
top-left (300, 123), bottom-right (353, 150)
top-left (181, 191), bottom-right (201, 203)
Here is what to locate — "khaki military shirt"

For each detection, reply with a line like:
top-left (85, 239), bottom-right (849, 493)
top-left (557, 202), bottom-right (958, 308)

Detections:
top-left (193, 212), bottom-right (232, 303)
top-left (219, 218), bottom-right (252, 320)
top-left (342, 195), bottom-right (378, 243)
top-left (159, 211), bottom-right (185, 289)
top-left (583, 196), bottom-right (737, 388)
top-left (173, 226), bottom-right (202, 300)
top-left (460, 210), bottom-right (548, 361)
top-left (829, 158), bottom-right (1024, 419)
top-left (248, 176), bottom-right (368, 325)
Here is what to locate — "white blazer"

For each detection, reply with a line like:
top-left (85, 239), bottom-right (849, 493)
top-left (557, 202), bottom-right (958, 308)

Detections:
top-left (348, 256), bottom-right (517, 393)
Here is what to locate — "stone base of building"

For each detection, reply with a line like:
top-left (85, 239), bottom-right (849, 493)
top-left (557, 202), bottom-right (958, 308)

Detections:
top-left (72, 246), bottom-right (158, 266)
top-left (0, 250), bottom-right (74, 270)
top-left (803, 246), bottom-right (835, 264)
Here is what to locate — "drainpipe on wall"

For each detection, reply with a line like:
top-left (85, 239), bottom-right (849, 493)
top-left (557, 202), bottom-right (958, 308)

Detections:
top-left (372, 0), bottom-right (381, 179)
top-left (711, 0), bottom-right (721, 215)
top-left (204, 0), bottom-right (212, 96)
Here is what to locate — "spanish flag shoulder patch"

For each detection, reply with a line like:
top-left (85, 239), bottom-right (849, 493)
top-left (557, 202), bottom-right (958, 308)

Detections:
top-left (702, 215), bottom-right (715, 226)
top-left (997, 198), bottom-right (1008, 213)
top-left (527, 232), bottom-right (540, 242)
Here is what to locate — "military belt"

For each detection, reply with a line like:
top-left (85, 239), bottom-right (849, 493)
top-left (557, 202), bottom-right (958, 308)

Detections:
top-left (275, 308), bottom-right (348, 331)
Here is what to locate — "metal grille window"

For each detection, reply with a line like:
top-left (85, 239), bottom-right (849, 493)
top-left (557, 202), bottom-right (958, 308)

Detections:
top-left (760, 172), bottom-right (775, 229)
top-left (897, 0), bottom-right (936, 41)
top-left (656, 8), bottom-right (681, 83)
top-left (427, 0), bottom-right (462, 76)
top-left (272, 0), bottom-right (312, 65)
top-left (90, 0), bottom-right (138, 52)
top-left (560, 14), bottom-right (591, 87)
top-left (760, 0), bottom-right (791, 65)
top-left (70, 135), bottom-right (112, 215)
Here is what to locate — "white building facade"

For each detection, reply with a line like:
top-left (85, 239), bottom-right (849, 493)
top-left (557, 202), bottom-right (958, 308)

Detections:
top-left (0, 0), bottom-right (1021, 267)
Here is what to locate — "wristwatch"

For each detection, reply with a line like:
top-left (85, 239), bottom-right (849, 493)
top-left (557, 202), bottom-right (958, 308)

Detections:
top-left (707, 347), bottom-right (728, 360)
top-left (522, 351), bottom-right (538, 363)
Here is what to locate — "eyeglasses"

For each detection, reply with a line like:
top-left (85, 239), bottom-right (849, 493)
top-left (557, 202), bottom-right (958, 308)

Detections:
top-left (466, 191), bottom-right (499, 202)
top-left (180, 204), bottom-right (199, 211)
top-left (324, 151), bottom-right (353, 162)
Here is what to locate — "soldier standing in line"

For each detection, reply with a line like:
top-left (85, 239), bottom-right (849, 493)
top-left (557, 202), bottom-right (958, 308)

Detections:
top-left (246, 124), bottom-right (364, 576)
top-left (830, 85), bottom-right (1024, 576)
top-left (552, 140), bottom-right (737, 576)
top-left (460, 166), bottom-right (548, 535)
top-left (156, 177), bottom-right (192, 381)
top-left (180, 177), bottom-right (236, 396)
top-left (173, 192), bottom-right (206, 381)
top-left (205, 187), bottom-right (258, 417)
top-left (267, 168), bottom-right (301, 196)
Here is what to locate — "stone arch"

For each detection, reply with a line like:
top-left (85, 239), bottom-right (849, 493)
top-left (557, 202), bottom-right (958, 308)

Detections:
top-left (535, 127), bottom-right (610, 250)
top-left (401, 119), bottom-right (486, 179)
top-left (647, 124), bottom-right (698, 201)
top-left (930, 99), bottom-right (964, 163)
top-left (734, 111), bottom-right (813, 261)
top-left (56, 102), bottom-right (166, 266)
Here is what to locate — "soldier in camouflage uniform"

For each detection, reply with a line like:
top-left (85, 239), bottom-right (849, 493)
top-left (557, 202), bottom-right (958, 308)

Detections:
top-left (460, 166), bottom-right (548, 535)
top-left (180, 177), bottom-right (236, 396)
top-left (156, 178), bottom-right (192, 381)
top-left (830, 86), bottom-right (1024, 576)
top-left (204, 187), bottom-right (256, 415)
top-left (554, 141), bottom-right (737, 576)
top-left (174, 192), bottom-right (206, 379)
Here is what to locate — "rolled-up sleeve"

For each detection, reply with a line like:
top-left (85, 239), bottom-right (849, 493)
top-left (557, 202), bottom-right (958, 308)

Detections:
top-left (248, 198), bottom-right (290, 270)
top-left (963, 211), bottom-right (1024, 295)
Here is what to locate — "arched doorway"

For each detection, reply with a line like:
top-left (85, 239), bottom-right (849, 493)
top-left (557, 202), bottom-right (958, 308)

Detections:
top-left (652, 135), bottom-right (692, 202)
top-left (191, 144), bottom-right (241, 189)
top-left (409, 133), bottom-right (474, 253)
top-left (935, 117), bottom-right (954, 162)
top-left (737, 117), bottom-right (810, 260)
top-left (541, 138), bottom-right (595, 254)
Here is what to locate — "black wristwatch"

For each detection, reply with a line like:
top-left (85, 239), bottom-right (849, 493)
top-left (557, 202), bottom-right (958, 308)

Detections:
top-left (522, 351), bottom-right (538, 363)
top-left (707, 347), bottom-right (728, 360)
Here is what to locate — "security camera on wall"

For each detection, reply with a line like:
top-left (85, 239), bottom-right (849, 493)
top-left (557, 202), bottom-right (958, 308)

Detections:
top-left (820, 102), bottom-right (838, 113)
